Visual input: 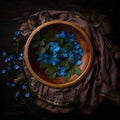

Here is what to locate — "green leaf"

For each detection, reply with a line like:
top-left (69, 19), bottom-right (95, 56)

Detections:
top-left (73, 65), bottom-right (81, 76)
top-left (35, 47), bottom-right (41, 55)
top-left (51, 66), bottom-right (58, 71)
top-left (45, 68), bottom-right (54, 75)
top-left (43, 30), bottom-right (54, 41)
top-left (39, 40), bottom-right (45, 46)
top-left (68, 68), bottom-right (75, 76)
top-left (40, 47), bottom-right (46, 53)
top-left (49, 72), bottom-right (56, 80)
top-left (47, 30), bottom-right (54, 37)
top-left (31, 40), bottom-right (40, 48)
top-left (40, 64), bottom-right (48, 69)
top-left (36, 36), bottom-right (42, 41)
top-left (59, 39), bottom-right (64, 45)
top-left (64, 73), bottom-right (71, 82)
top-left (45, 43), bottom-right (49, 50)
top-left (64, 62), bottom-right (70, 70)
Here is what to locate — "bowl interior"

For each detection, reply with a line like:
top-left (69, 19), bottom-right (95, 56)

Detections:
top-left (24, 20), bottom-right (93, 88)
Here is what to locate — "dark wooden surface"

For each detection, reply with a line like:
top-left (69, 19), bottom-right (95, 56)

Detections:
top-left (0, 0), bottom-right (120, 120)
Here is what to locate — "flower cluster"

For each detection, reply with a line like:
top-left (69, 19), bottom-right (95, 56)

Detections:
top-left (32, 30), bottom-right (84, 81)
top-left (0, 30), bottom-right (31, 101)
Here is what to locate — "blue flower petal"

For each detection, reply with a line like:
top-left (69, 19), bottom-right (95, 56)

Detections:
top-left (76, 60), bottom-right (82, 66)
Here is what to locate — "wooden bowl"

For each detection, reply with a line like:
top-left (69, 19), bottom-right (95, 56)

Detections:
top-left (24, 20), bottom-right (93, 88)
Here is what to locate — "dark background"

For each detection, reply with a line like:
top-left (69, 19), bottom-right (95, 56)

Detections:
top-left (0, 0), bottom-right (120, 120)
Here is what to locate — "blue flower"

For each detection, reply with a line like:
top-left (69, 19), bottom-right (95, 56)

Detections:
top-left (19, 52), bottom-right (23, 57)
top-left (48, 54), bottom-right (60, 66)
top-left (15, 91), bottom-right (20, 97)
top-left (37, 52), bottom-right (44, 61)
top-left (37, 52), bottom-right (49, 64)
top-left (13, 30), bottom-right (21, 40)
top-left (18, 56), bottom-right (23, 61)
top-left (18, 52), bottom-right (23, 61)
top-left (1, 69), bottom-right (6, 74)
top-left (21, 84), bottom-right (27, 90)
top-left (14, 64), bottom-right (20, 70)
top-left (78, 49), bottom-right (84, 57)
top-left (25, 92), bottom-right (30, 98)
top-left (58, 48), bottom-right (68, 58)
top-left (11, 82), bottom-right (16, 87)
top-left (4, 57), bottom-right (11, 63)
top-left (55, 31), bottom-right (65, 39)
top-left (75, 44), bottom-right (80, 49)
top-left (49, 42), bottom-right (60, 53)
top-left (9, 54), bottom-right (14, 60)
top-left (14, 30), bottom-right (21, 36)
top-left (2, 52), bottom-right (6, 57)
top-left (64, 32), bottom-right (76, 42)
top-left (76, 60), bottom-right (82, 66)
top-left (56, 66), bottom-right (67, 76)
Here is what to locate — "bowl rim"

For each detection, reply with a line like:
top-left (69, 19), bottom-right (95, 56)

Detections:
top-left (24, 20), bottom-right (93, 88)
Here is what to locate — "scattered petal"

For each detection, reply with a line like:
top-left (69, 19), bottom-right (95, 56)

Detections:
top-left (14, 64), bottom-right (20, 70)
top-left (2, 52), bottom-right (6, 57)
top-left (21, 84), bottom-right (27, 90)
top-left (25, 92), bottom-right (30, 98)
top-left (1, 69), bottom-right (6, 74)
top-left (15, 30), bottom-right (21, 36)
top-left (11, 82), bottom-right (16, 87)
top-left (15, 91), bottom-right (20, 97)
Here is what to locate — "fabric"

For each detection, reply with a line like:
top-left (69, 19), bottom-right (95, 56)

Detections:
top-left (23, 10), bottom-right (118, 113)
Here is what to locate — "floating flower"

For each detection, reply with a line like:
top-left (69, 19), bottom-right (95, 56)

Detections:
top-left (58, 48), bottom-right (68, 58)
top-left (14, 64), bottom-right (20, 70)
top-left (11, 82), bottom-right (16, 87)
top-left (21, 84), bottom-right (27, 90)
top-left (14, 30), bottom-right (21, 36)
top-left (2, 52), bottom-right (6, 57)
top-left (4, 57), bottom-right (11, 63)
top-left (25, 92), bottom-right (30, 98)
top-left (1, 69), bottom-right (6, 74)
top-left (18, 52), bottom-right (23, 61)
top-left (15, 91), bottom-right (20, 97)
top-left (13, 30), bottom-right (21, 40)
top-left (9, 54), bottom-right (15, 60)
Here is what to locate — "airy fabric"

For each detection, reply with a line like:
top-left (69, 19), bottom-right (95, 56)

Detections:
top-left (23, 10), bottom-right (118, 113)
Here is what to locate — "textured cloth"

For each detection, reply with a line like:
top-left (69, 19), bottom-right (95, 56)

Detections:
top-left (23, 10), bottom-right (118, 113)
